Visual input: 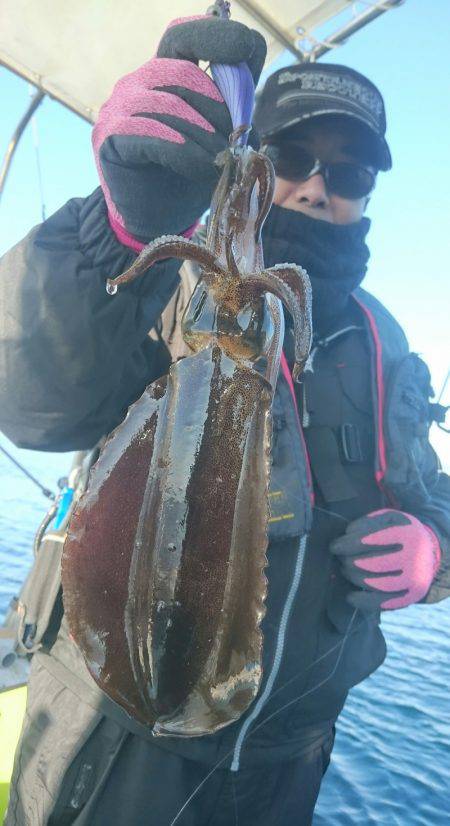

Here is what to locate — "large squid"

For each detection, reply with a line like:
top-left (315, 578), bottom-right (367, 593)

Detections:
top-left (61, 62), bottom-right (312, 738)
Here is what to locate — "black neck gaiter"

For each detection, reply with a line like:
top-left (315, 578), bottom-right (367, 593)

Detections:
top-left (262, 204), bottom-right (371, 337)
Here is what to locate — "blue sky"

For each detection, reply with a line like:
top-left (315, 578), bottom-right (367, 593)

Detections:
top-left (0, 0), bottom-right (449, 468)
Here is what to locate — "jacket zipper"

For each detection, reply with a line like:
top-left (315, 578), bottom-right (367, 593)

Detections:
top-left (230, 533), bottom-right (308, 771)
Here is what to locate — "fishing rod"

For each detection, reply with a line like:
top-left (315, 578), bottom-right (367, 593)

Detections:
top-left (0, 443), bottom-right (56, 500)
top-left (0, 88), bottom-right (45, 204)
top-left (438, 369), bottom-right (449, 403)
top-left (433, 368), bottom-right (450, 434)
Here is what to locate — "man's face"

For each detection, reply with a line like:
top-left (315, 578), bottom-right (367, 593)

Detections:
top-left (270, 117), bottom-right (377, 225)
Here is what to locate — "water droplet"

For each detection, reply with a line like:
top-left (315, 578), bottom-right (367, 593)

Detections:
top-left (106, 281), bottom-right (118, 295)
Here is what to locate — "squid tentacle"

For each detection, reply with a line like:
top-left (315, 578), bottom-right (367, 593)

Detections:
top-left (106, 236), bottom-right (226, 294)
top-left (233, 152), bottom-right (274, 243)
top-left (264, 295), bottom-right (285, 391)
top-left (241, 264), bottom-right (313, 379)
top-left (252, 154), bottom-right (275, 241)
top-left (224, 229), bottom-right (240, 280)
top-left (220, 151), bottom-right (275, 279)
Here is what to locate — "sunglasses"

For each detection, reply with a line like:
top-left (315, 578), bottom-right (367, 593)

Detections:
top-left (262, 141), bottom-right (375, 200)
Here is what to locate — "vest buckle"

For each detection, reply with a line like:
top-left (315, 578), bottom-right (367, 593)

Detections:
top-left (340, 423), bottom-right (364, 463)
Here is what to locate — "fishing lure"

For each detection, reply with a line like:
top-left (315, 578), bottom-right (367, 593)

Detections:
top-left (62, 47), bottom-right (311, 740)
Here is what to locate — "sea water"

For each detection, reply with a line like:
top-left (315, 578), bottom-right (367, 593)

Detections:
top-left (0, 438), bottom-right (448, 825)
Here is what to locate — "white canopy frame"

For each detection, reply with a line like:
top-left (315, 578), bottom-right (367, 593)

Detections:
top-left (1, 0), bottom-right (403, 122)
top-left (0, 0), bottom-right (404, 199)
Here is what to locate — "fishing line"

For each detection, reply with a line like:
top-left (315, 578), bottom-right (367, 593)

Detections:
top-left (170, 608), bottom-right (362, 825)
top-left (170, 754), bottom-right (231, 825)
top-left (248, 609), bottom-right (358, 735)
top-left (252, 611), bottom-right (368, 709)
top-left (313, 504), bottom-right (349, 524)
top-left (228, 608), bottom-right (359, 826)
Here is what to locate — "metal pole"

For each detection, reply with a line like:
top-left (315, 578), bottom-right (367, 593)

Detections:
top-left (309, 1), bottom-right (404, 61)
top-left (0, 88), bottom-right (45, 203)
top-left (235, 0), bottom-right (305, 61)
top-left (236, 0), bottom-right (403, 64)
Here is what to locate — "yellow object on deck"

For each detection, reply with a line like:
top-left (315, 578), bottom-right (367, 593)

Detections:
top-left (0, 685), bottom-right (27, 822)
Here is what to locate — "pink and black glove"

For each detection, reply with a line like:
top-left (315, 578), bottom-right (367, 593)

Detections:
top-left (92, 15), bottom-right (266, 247)
top-left (330, 509), bottom-right (441, 611)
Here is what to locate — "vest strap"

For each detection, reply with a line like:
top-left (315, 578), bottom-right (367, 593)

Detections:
top-left (305, 427), bottom-right (358, 502)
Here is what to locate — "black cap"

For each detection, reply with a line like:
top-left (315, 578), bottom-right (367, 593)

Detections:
top-left (253, 63), bottom-right (392, 171)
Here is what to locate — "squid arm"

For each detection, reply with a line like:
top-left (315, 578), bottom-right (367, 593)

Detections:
top-left (106, 235), bottom-right (226, 294)
top-left (241, 264), bottom-right (313, 379)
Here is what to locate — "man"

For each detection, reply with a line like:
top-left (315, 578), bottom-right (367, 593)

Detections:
top-left (1, 14), bottom-right (449, 826)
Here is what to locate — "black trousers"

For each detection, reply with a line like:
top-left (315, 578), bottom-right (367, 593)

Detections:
top-left (79, 733), bottom-right (333, 826)
top-left (7, 658), bottom-right (334, 826)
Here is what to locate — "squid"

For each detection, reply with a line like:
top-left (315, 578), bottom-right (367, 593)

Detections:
top-left (62, 87), bottom-right (312, 739)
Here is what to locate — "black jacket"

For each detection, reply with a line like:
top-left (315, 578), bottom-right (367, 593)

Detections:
top-left (1, 188), bottom-right (449, 770)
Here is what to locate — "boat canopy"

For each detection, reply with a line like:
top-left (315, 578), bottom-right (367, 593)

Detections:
top-left (0, 1), bottom-right (402, 123)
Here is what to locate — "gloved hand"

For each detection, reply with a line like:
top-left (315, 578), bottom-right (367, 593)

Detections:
top-left (92, 15), bottom-right (266, 247)
top-left (330, 509), bottom-right (441, 611)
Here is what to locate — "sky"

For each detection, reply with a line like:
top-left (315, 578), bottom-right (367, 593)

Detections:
top-left (0, 0), bottom-right (449, 469)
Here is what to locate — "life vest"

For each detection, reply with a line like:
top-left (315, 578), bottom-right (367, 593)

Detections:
top-left (266, 288), bottom-right (449, 546)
